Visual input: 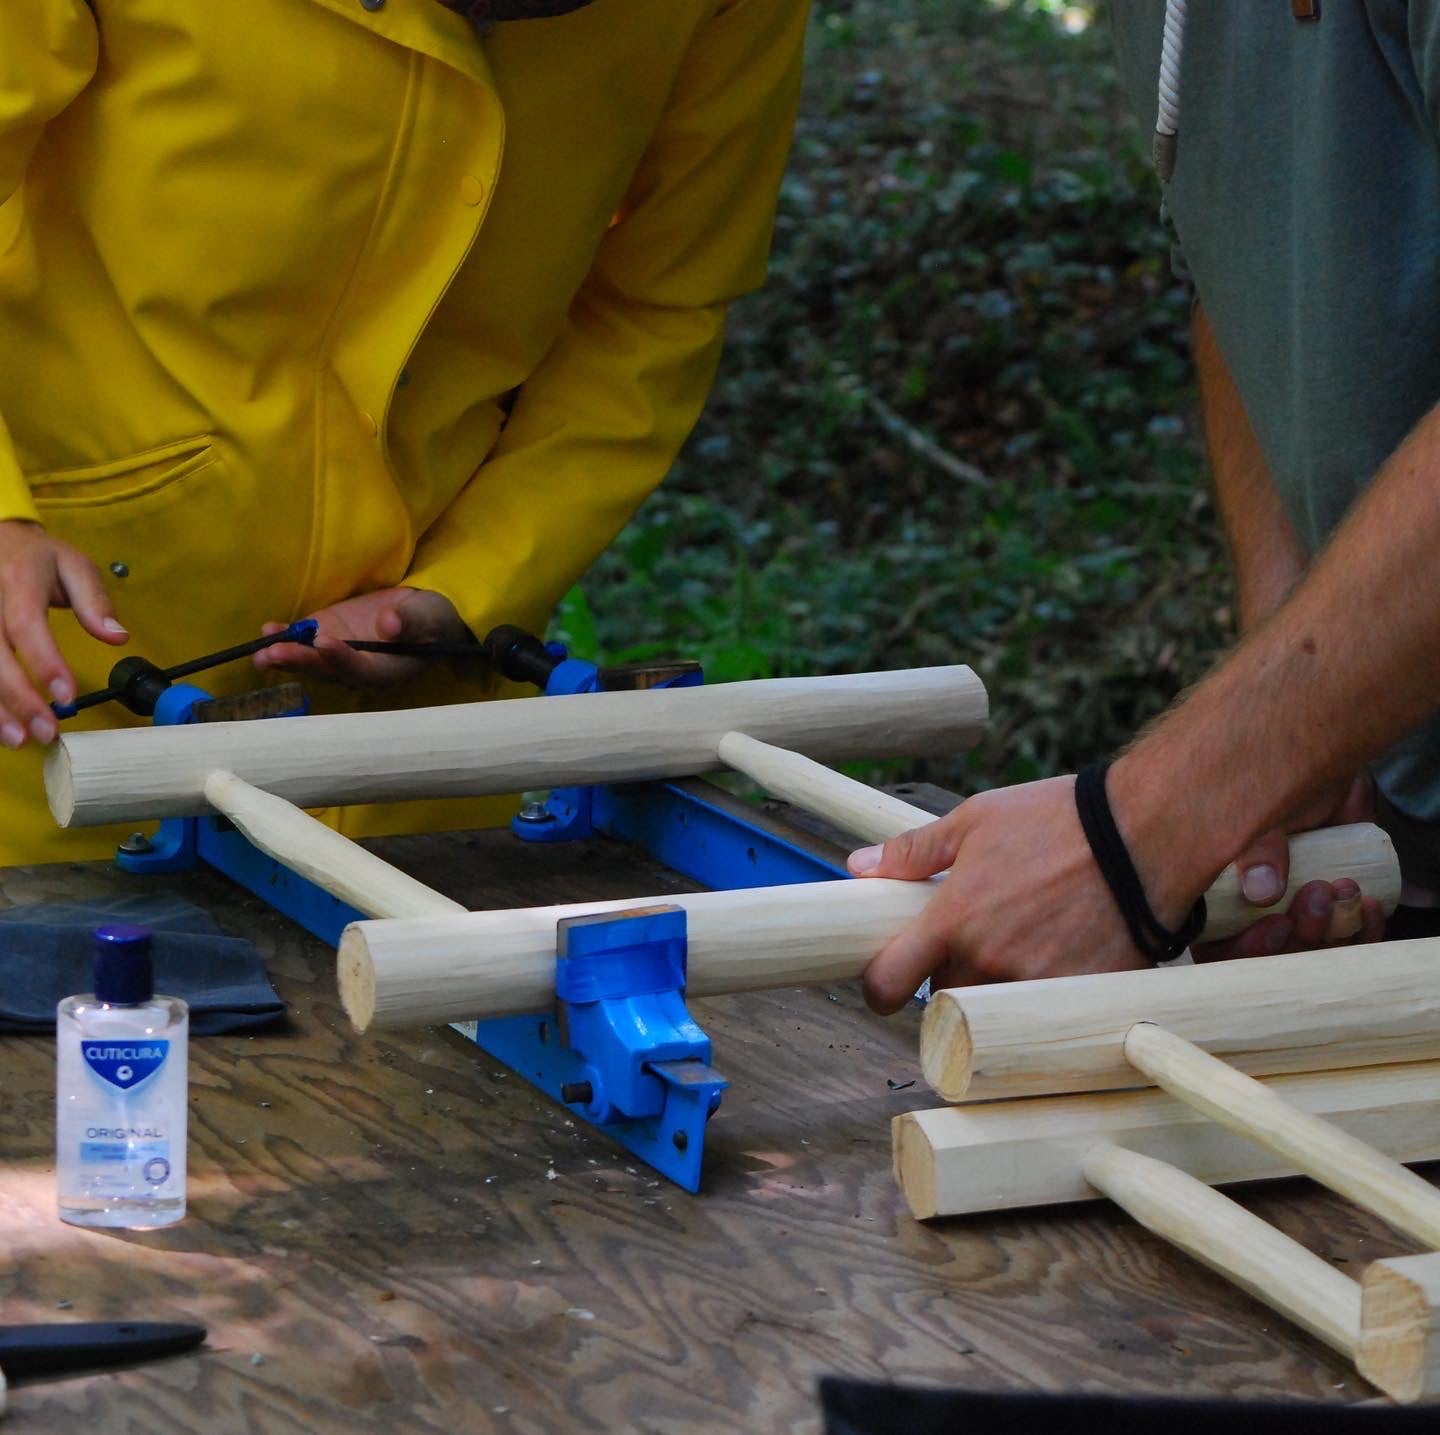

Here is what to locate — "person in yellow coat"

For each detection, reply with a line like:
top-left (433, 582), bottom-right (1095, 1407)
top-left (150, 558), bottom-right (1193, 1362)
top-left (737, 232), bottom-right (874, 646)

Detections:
top-left (0, 0), bottom-right (809, 864)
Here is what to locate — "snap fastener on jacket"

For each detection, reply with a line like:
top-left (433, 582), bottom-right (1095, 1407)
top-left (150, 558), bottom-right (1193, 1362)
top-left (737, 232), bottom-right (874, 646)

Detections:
top-left (460, 176), bottom-right (486, 207)
top-left (360, 0), bottom-right (385, 11)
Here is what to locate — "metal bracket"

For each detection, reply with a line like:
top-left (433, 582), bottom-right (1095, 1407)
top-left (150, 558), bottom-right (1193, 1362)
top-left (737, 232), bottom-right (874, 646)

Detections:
top-left (459, 906), bottom-right (726, 1191)
top-left (510, 645), bottom-right (703, 845)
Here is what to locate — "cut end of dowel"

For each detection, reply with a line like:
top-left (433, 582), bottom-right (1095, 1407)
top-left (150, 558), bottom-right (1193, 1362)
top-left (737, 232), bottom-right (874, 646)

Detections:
top-left (1357, 1253), bottom-right (1440, 1404)
top-left (919, 991), bottom-right (975, 1102)
top-left (43, 741), bottom-right (76, 828)
top-left (892, 1113), bottom-right (938, 1220)
top-left (337, 925), bottom-right (377, 1034)
top-left (202, 768), bottom-right (238, 810)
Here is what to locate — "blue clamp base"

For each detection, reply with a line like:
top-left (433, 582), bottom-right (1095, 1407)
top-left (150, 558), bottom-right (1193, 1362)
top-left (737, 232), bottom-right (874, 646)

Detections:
top-left (511, 647), bottom-right (704, 845)
top-left (458, 906), bottom-right (725, 1192)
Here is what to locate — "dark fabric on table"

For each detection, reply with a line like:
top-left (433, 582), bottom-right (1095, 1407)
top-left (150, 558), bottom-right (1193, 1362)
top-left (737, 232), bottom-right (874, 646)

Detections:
top-left (1385, 904), bottom-right (1440, 941)
top-left (819, 1380), bottom-right (1434, 1434)
top-left (0, 894), bottom-right (285, 1036)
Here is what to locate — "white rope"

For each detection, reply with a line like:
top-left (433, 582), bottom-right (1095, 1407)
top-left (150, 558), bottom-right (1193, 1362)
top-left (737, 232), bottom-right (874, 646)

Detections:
top-left (1153, 0), bottom-right (1187, 180)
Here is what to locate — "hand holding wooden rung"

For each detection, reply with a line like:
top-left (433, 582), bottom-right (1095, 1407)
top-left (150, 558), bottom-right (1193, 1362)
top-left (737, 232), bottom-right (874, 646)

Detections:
top-left (715, 732), bottom-right (1400, 945)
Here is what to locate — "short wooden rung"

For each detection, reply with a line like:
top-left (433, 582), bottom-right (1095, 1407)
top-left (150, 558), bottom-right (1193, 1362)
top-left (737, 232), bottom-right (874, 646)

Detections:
top-left (1123, 1022), bottom-right (1440, 1250)
top-left (1081, 1142), bottom-right (1361, 1357)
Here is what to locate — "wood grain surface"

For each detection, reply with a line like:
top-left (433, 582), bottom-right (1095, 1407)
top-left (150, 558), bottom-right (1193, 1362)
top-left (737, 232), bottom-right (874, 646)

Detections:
top-left (0, 824), bottom-right (1411, 1432)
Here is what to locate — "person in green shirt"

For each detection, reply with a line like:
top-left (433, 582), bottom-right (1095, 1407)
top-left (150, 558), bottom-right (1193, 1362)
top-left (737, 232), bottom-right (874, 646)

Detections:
top-left (857, 2), bottom-right (1440, 1006)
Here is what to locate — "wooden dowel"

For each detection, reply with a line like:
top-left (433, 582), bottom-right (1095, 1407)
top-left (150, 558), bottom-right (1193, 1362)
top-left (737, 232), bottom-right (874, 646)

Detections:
top-left (715, 731), bottom-right (923, 843)
top-left (1123, 1022), bottom-right (1440, 1249)
top-left (341, 820), bottom-right (1401, 1033)
top-left (713, 732), bottom-right (1398, 946)
top-left (1202, 822), bottom-right (1398, 942)
top-left (921, 935), bottom-right (1440, 1103)
top-left (47, 665), bottom-right (989, 827)
top-left (203, 771), bottom-right (465, 921)
top-left (1081, 1142), bottom-right (1361, 1357)
top-left (1358, 1252), bottom-right (1440, 1403)
top-left (338, 878), bottom-right (938, 1032)
top-left (893, 1060), bottom-right (1440, 1220)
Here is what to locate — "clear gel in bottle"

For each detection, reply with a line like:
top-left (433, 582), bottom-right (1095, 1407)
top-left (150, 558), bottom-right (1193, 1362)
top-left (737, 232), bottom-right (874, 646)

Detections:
top-left (56, 924), bottom-right (188, 1228)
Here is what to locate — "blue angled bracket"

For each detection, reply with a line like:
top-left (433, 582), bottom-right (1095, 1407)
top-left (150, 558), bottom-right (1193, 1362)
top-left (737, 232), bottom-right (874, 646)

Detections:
top-left (510, 643), bottom-right (704, 843)
top-left (461, 905), bottom-right (725, 1191)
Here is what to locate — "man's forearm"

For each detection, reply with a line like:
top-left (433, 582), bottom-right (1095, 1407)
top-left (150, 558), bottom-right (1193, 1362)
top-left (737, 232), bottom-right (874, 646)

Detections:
top-left (1194, 303), bottom-right (1308, 631)
top-left (1112, 395), bottom-right (1440, 914)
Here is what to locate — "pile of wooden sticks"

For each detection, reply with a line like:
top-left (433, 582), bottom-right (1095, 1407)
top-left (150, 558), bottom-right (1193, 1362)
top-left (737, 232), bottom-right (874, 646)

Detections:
top-left (896, 949), bottom-right (1440, 1401)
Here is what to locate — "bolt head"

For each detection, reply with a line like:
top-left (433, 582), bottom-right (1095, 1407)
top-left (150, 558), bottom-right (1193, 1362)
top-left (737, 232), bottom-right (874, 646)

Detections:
top-left (118, 832), bottom-right (153, 855)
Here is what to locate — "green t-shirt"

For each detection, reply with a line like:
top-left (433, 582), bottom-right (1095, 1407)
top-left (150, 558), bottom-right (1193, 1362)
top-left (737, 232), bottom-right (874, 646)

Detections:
top-left (1110, 2), bottom-right (1440, 821)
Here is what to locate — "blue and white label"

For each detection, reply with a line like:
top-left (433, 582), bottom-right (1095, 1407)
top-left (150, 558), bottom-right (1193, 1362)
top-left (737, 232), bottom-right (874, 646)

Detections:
top-left (82, 1040), bottom-right (169, 1090)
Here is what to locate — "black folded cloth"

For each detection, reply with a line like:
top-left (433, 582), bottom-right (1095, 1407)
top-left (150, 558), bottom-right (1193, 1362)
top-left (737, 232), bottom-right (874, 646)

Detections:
top-left (820, 1380), bottom-right (1429, 1434)
top-left (0, 894), bottom-right (285, 1036)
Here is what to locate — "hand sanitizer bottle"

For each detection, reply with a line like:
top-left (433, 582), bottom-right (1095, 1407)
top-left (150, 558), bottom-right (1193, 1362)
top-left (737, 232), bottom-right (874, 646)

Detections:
top-left (56, 925), bottom-right (188, 1228)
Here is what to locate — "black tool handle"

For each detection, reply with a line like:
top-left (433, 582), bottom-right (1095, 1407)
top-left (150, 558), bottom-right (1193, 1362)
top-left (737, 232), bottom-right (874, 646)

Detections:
top-left (480, 625), bottom-right (563, 688)
top-left (54, 619), bottom-right (319, 719)
top-left (0, 1321), bottom-right (206, 1376)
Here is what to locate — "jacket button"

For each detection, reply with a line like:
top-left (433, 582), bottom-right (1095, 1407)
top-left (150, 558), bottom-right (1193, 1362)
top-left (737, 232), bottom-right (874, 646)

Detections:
top-left (360, 410), bottom-right (379, 438)
top-left (360, 0), bottom-right (385, 10)
top-left (460, 176), bottom-right (486, 207)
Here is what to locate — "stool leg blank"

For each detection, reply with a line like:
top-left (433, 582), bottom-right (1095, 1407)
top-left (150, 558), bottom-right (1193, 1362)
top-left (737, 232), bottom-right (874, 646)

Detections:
top-left (1358, 1252), bottom-right (1440, 1403)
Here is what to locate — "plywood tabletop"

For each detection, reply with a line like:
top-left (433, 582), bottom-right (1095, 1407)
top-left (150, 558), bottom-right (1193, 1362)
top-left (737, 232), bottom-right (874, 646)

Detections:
top-left (0, 821), bottom-right (1400, 1432)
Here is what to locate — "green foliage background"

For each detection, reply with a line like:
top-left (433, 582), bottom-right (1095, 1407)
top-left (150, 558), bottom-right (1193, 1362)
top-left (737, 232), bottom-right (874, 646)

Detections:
top-left (551, 0), bottom-right (1234, 794)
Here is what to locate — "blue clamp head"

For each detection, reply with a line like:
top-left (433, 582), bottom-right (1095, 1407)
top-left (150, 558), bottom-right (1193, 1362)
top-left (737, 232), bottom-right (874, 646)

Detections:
top-left (545, 904), bottom-right (726, 1189)
top-left (554, 905), bottom-right (716, 1123)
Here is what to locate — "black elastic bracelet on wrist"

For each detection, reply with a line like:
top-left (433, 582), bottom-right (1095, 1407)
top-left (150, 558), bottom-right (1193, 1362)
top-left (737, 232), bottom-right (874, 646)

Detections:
top-left (1074, 760), bottom-right (1206, 963)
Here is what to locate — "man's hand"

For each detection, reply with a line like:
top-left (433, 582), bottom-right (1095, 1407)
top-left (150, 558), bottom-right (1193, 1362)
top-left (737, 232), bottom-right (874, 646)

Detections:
top-left (254, 586), bottom-right (472, 689)
top-left (0, 519), bottom-right (128, 748)
top-left (1194, 773), bottom-right (1386, 960)
top-left (847, 776), bottom-right (1156, 1014)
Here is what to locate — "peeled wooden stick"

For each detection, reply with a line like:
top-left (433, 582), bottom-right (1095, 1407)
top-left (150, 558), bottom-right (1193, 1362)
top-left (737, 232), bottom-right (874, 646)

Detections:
top-left (714, 732), bottom-right (1397, 946)
top-left (202, 770), bottom-right (464, 920)
top-left (1358, 1252), bottom-right (1440, 1402)
top-left (1081, 1142), bottom-right (1361, 1356)
top-left (922, 935), bottom-right (1440, 1103)
top-left (47, 665), bottom-right (989, 827)
top-left (1202, 823), bottom-right (1398, 946)
top-left (341, 821), bottom-right (1401, 1033)
top-left (1123, 1022), bottom-right (1440, 1249)
top-left (715, 731), bottom-right (924, 843)
top-left (894, 1060), bottom-right (1440, 1220)
top-left (339, 879), bottom-right (937, 1032)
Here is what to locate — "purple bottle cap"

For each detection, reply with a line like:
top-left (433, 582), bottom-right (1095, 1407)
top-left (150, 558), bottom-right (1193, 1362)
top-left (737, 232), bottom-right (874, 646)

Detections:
top-left (93, 924), bottom-right (154, 1005)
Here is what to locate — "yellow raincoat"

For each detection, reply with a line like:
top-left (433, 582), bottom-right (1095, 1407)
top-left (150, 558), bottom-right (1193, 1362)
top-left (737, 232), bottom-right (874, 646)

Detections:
top-left (0, 0), bottom-right (807, 863)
